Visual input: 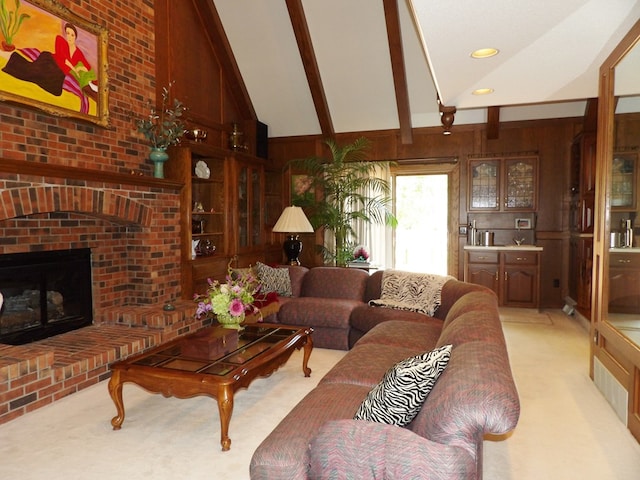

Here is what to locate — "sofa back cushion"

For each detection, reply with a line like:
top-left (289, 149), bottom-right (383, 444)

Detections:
top-left (436, 279), bottom-right (493, 320)
top-left (282, 265), bottom-right (309, 297)
top-left (364, 270), bottom-right (384, 302)
top-left (437, 291), bottom-right (505, 348)
top-left (301, 266), bottom-right (369, 300)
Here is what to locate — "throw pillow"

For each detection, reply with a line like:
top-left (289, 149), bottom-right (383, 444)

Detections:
top-left (353, 344), bottom-right (452, 426)
top-left (255, 262), bottom-right (292, 297)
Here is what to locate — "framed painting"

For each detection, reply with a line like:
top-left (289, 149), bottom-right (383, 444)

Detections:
top-left (0, 0), bottom-right (109, 126)
top-left (291, 174), bottom-right (314, 206)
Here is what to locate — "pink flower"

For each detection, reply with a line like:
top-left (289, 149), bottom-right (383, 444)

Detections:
top-left (229, 298), bottom-right (245, 316)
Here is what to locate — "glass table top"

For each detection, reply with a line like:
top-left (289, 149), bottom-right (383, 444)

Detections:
top-left (128, 325), bottom-right (299, 376)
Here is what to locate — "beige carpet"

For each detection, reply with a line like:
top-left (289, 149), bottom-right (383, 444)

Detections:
top-left (499, 307), bottom-right (553, 325)
top-left (1, 311), bottom-right (640, 479)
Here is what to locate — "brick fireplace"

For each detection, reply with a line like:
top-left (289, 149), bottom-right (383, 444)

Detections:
top-left (0, 161), bottom-right (209, 424)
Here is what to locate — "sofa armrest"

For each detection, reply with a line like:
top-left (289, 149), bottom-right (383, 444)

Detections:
top-left (309, 419), bottom-right (475, 480)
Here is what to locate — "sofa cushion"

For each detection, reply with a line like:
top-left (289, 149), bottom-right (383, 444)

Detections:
top-left (281, 265), bottom-right (309, 297)
top-left (277, 297), bottom-right (363, 329)
top-left (309, 419), bottom-right (476, 480)
top-left (321, 342), bottom-right (423, 387)
top-left (300, 266), bottom-right (368, 300)
top-left (250, 382), bottom-right (370, 480)
top-left (353, 319), bottom-right (442, 351)
top-left (353, 344), bottom-right (452, 426)
top-left (256, 262), bottom-right (292, 296)
top-left (350, 304), bottom-right (443, 338)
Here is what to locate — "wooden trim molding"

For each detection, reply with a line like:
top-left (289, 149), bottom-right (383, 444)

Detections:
top-left (0, 158), bottom-right (183, 191)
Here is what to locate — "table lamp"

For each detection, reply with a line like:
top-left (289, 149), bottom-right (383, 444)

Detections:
top-left (272, 206), bottom-right (314, 265)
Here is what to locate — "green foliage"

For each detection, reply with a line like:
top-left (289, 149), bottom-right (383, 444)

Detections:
top-left (289, 137), bottom-right (397, 266)
top-left (136, 82), bottom-right (186, 149)
top-left (0, 0), bottom-right (30, 47)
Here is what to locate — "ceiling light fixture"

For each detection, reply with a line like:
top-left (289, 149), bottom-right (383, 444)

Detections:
top-left (472, 88), bottom-right (494, 95)
top-left (471, 48), bottom-right (499, 59)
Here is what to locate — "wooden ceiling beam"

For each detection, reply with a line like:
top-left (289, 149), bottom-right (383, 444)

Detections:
top-left (583, 98), bottom-right (598, 133)
top-left (383, 0), bottom-right (413, 145)
top-left (487, 106), bottom-right (500, 139)
top-left (194, 0), bottom-right (256, 120)
top-left (285, 0), bottom-right (335, 139)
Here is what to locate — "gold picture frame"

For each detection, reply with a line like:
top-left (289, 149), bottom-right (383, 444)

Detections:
top-left (0, 0), bottom-right (109, 126)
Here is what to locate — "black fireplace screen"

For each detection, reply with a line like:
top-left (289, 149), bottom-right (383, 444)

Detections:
top-left (0, 248), bottom-right (93, 345)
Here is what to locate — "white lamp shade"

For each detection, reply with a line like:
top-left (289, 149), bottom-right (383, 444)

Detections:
top-left (272, 206), bottom-right (314, 233)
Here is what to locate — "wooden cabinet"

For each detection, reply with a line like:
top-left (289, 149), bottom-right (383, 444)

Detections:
top-left (502, 251), bottom-right (539, 307)
top-left (609, 251), bottom-right (640, 313)
top-left (165, 143), bottom-right (231, 297)
top-left (166, 144), bottom-right (274, 297)
top-left (568, 133), bottom-right (597, 317)
top-left (571, 132), bottom-right (597, 196)
top-left (468, 156), bottom-right (538, 212)
top-left (464, 247), bottom-right (541, 308)
top-left (465, 250), bottom-right (499, 295)
top-left (569, 236), bottom-right (593, 317)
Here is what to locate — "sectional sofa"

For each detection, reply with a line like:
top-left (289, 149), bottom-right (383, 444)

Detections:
top-left (248, 265), bottom-right (519, 479)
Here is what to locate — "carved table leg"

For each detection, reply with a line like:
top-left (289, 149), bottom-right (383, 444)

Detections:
top-left (302, 334), bottom-right (313, 377)
top-left (108, 370), bottom-right (125, 430)
top-left (217, 384), bottom-right (234, 451)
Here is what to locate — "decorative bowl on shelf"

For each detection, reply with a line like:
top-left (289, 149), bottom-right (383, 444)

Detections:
top-left (185, 129), bottom-right (208, 142)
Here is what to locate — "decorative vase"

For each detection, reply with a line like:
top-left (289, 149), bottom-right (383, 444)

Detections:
top-left (217, 312), bottom-right (245, 330)
top-left (149, 147), bottom-right (169, 178)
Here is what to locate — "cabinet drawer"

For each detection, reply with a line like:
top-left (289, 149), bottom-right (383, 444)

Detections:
top-left (610, 253), bottom-right (640, 268)
top-left (467, 251), bottom-right (499, 264)
top-left (503, 252), bottom-right (538, 265)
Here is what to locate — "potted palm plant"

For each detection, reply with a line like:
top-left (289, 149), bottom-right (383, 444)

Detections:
top-left (289, 137), bottom-right (397, 266)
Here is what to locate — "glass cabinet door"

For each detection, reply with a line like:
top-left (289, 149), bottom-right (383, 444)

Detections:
top-left (469, 160), bottom-right (499, 210)
top-left (504, 158), bottom-right (537, 211)
top-left (236, 160), bottom-right (264, 250)
top-left (611, 152), bottom-right (636, 210)
top-left (238, 166), bottom-right (248, 248)
top-left (251, 167), bottom-right (262, 247)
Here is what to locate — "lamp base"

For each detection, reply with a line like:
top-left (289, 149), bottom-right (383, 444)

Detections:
top-left (283, 235), bottom-right (302, 265)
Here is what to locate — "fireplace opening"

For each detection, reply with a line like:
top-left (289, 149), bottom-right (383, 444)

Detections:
top-left (0, 248), bottom-right (93, 345)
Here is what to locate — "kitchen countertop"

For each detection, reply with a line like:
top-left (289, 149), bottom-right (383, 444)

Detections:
top-left (610, 247), bottom-right (640, 254)
top-left (464, 245), bottom-right (544, 251)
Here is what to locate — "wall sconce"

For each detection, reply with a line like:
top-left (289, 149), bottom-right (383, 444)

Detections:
top-left (438, 98), bottom-right (456, 135)
top-left (272, 206), bottom-right (314, 265)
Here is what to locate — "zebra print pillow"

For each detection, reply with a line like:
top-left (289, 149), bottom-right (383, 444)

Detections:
top-left (353, 344), bottom-right (452, 426)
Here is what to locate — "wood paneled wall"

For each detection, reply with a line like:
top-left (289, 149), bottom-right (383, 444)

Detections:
top-left (269, 118), bottom-right (584, 308)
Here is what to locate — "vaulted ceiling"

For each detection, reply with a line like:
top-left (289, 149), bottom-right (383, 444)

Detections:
top-left (212, 0), bottom-right (640, 140)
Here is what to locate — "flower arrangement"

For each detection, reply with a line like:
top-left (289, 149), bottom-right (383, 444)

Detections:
top-left (136, 82), bottom-right (187, 149)
top-left (194, 263), bottom-right (261, 328)
top-left (353, 245), bottom-right (370, 262)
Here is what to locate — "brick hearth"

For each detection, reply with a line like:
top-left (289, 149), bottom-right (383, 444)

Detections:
top-left (0, 300), bottom-right (213, 425)
top-left (0, 163), bottom-right (192, 424)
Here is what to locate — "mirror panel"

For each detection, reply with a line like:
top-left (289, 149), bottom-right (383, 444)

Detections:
top-left (605, 33), bottom-right (640, 346)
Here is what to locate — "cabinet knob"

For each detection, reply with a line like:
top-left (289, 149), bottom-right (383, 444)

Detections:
top-left (617, 259), bottom-right (632, 264)
top-left (516, 257), bottom-right (527, 261)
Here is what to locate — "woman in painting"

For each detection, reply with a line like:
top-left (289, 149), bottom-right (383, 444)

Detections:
top-left (2, 23), bottom-right (97, 113)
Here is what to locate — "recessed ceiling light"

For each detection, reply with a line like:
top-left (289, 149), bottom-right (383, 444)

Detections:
top-left (472, 88), bottom-right (494, 95)
top-left (471, 48), bottom-right (499, 59)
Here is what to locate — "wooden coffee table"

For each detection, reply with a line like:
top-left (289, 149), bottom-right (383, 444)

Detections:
top-left (108, 323), bottom-right (313, 451)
